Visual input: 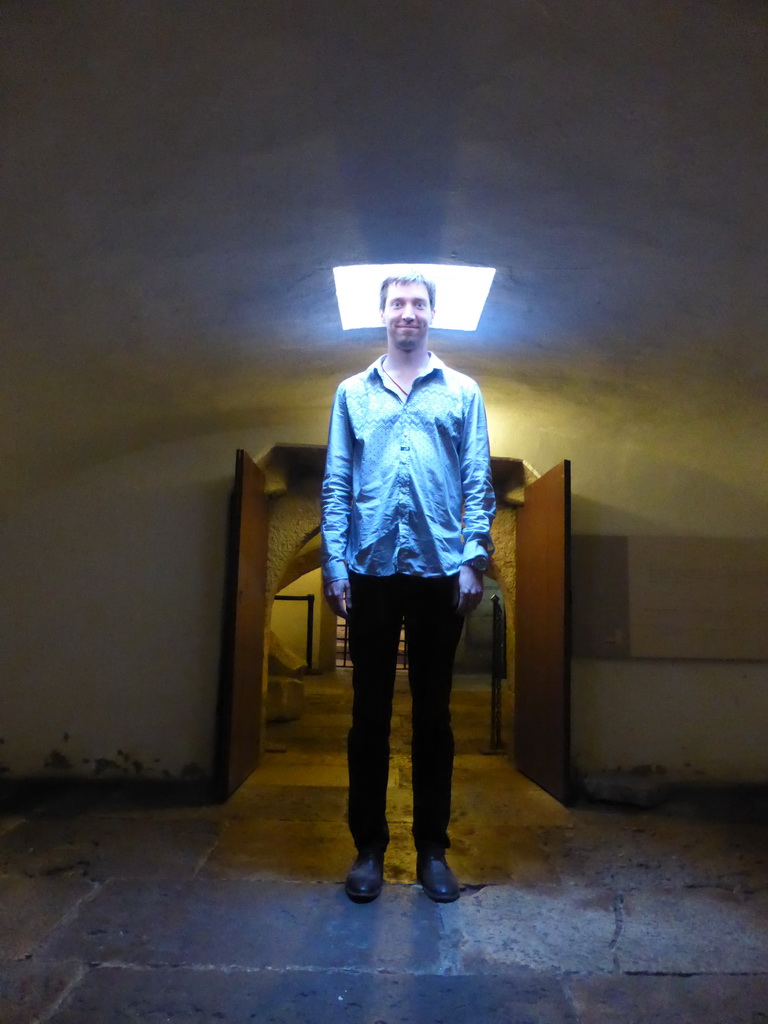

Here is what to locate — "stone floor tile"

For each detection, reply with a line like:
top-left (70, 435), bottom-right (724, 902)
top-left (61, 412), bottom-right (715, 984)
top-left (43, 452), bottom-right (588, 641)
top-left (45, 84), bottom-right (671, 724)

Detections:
top-left (618, 887), bottom-right (768, 973)
top-left (40, 878), bottom-right (446, 972)
top-left (257, 748), bottom-right (348, 767)
top-left (452, 752), bottom-right (516, 778)
top-left (278, 710), bottom-right (348, 730)
top-left (0, 817), bottom-right (218, 881)
top-left (439, 883), bottom-right (617, 973)
top-left (656, 784), bottom-right (768, 825)
top-left (366, 823), bottom-right (417, 884)
top-left (539, 818), bottom-right (768, 890)
top-left (388, 753), bottom-right (412, 788)
top-left (0, 876), bottom-right (94, 958)
top-left (223, 783), bottom-right (348, 822)
top-left (345, 822), bottom-right (542, 893)
top-left (302, 688), bottom-right (348, 705)
top-left (567, 972), bottom-right (768, 1024)
top-left (452, 761), bottom-right (574, 827)
top-left (267, 712), bottom-right (349, 742)
top-left (384, 782), bottom-right (414, 823)
top-left (0, 959), bottom-right (83, 1024)
top-left (0, 779), bottom-right (118, 819)
top-left (25, 781), bottom-right (123, 818)
top-left (202, 818), bottom-right (424, 888)
top-left (200, 819), bottom-right (350, 881)
top-left (48, 965), bottom-right (578, 1024)
top-left (451, 709), bottom-right (493, 750)
top-left (448, 825), bottom-right (560, 886)
top-left (93, 781), bottom-right (216, 819)
top-left (244, 761), bottom-right (349, 787)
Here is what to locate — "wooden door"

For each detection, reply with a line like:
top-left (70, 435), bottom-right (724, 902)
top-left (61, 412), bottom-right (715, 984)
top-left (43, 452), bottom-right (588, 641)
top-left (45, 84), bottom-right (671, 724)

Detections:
top-left (215, 449), bottom-right (269, 801)
top-left (514, 460), bottom-right (572, 803)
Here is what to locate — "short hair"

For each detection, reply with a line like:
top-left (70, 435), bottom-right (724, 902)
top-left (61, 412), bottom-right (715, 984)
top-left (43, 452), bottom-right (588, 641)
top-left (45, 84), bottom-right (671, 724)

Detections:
top-left (379, 271), bottom-right (436, 312)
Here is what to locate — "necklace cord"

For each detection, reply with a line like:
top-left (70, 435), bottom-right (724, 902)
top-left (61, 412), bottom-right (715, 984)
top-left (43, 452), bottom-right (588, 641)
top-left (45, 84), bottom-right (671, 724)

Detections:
top-left (382, 365), bottom-right (409, 396)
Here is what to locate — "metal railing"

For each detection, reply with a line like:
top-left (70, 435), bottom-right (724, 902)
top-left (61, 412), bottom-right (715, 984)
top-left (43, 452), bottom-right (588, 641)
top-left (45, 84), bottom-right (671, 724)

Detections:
top-left (336, 619), bottom-right (408, 669)
top-left (485, 593), bottom-right (507, 753)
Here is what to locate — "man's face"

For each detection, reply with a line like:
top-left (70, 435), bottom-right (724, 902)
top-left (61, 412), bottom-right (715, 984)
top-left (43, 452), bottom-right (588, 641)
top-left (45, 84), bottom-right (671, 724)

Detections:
top-left (381, 281), bottom-right (434, 352)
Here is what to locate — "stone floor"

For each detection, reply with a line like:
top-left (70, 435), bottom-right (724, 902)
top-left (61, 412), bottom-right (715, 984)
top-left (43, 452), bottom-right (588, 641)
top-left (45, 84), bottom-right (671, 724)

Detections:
top-left (2, 671), bottom-right (768, 1023)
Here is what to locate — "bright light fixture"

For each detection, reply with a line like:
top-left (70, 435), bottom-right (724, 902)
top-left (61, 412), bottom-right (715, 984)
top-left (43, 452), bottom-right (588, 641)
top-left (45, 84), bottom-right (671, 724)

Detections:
top-left (333, 263), bottom-right (496, 331)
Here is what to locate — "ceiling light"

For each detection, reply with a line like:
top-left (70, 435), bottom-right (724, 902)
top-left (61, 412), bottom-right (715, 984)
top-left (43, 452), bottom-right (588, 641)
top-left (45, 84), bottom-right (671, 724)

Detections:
top-left (333, 264), bottom-right (496, 331)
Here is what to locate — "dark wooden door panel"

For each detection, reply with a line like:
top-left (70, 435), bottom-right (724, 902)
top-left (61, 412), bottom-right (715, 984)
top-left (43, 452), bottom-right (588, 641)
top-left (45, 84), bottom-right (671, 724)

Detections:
top-left (215, 449), bottom-right (268, 800)
top-left (514, 460), bottom-right (572, 803)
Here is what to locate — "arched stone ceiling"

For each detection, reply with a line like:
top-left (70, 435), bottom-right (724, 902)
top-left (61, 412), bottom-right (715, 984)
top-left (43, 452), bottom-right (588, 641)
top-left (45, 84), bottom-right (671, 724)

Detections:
top-left (1, 0), bottom-right (767, 506)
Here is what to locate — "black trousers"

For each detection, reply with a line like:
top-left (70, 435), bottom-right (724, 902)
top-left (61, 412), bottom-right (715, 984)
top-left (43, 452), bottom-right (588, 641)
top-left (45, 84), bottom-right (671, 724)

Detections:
top-left (347, 571), bottom-right (464, 854)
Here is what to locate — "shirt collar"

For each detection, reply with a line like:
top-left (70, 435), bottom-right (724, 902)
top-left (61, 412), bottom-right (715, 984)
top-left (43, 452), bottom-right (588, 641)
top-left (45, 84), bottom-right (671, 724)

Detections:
top-left (367, 352), bottom-right (445, 381)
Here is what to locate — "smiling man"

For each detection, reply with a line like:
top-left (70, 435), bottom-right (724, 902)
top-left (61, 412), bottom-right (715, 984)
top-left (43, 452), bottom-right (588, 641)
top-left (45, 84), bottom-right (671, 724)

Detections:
top-left (321, 271), bottom-right (495, 903)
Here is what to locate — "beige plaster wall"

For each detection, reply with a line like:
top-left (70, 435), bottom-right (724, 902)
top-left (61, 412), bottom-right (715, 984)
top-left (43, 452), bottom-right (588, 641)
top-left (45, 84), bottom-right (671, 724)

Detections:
top-left (571, 659), bottom-right (768, 782)
top-left (485, 390), bottom-right (768, 784)
top-left (0, 435), bottom-right (241, 778)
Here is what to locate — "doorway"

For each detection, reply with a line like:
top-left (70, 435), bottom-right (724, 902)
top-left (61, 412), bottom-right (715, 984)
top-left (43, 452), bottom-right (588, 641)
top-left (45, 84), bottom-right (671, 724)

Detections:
top-left (216, 445), bottom-right (571, 805)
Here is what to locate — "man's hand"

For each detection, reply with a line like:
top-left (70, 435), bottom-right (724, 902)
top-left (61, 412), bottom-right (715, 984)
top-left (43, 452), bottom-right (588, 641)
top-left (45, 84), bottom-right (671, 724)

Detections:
top-left (455, 564), bottom-right (484, 615)
top-left (324, 577), bottom-right (352, 619)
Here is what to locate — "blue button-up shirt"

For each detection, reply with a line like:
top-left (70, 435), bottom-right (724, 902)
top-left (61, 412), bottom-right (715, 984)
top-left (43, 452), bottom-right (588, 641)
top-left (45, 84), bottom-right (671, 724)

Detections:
top-left (321, 353), bottom-right (495, 581)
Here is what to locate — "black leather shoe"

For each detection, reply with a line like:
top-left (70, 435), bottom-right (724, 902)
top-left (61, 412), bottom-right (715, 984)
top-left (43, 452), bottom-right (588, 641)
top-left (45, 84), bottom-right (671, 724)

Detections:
top-left (417, 850), bottom-right (460, 903)
top-left (345, 849), bottom-right (384, 903)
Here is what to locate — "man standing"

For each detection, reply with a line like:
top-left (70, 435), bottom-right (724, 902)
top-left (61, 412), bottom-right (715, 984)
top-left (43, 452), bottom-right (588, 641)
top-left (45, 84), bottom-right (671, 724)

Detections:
top-left (321, 271), bottom-right (495, 903)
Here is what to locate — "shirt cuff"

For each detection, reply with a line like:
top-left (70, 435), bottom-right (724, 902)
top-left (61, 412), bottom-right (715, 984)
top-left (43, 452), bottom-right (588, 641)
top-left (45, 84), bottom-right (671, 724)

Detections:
top-left (323, 558), bottom-right (349, 582)
top-left (462, 540), bottom-right (490, 570)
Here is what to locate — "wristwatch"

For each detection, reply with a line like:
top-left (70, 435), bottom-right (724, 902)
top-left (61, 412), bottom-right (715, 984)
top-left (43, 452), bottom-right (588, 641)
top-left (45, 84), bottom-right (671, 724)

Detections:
top-left (464, 555), bottom-right (488, 571)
